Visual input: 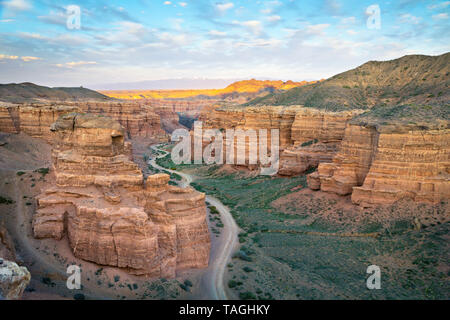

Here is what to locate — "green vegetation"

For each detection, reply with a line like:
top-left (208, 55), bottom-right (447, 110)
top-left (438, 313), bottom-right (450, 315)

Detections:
top-left (0, 196), bottom-right (14, 205)
top-left (188, 164), bottom-right (449, 300)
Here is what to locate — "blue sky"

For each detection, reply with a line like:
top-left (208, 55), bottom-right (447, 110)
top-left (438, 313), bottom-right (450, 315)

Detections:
top-left (0, 0), bottom-right (449, 88)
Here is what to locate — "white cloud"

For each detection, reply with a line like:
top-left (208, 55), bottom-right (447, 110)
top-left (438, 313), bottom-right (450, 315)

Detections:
top-left (428, 1), bottom-right (450, 9)
top-left (216, 2), bottom-right (234, 13)
top-left (305, 24), bottom-right (330, 35)
top-left (0, 54), bottom-right (19, 60)
top-left (0, 54), bottom-right (40, 62)
top-left (164, 1), bottom-right (172, 5)
top-left (399, 14), bottom-right (422, 25)
top-left (340, 16), bottom-right (356, 24)
top-left (56, 61), bottom-right (97, 68)
top-left (267, 15), bottom-right (281, 22)
top-left (178, 2), bottom-right (187, 7)
top-left (234, 20), bottom-right (263, 35)
top-left (432, 13), bottom-right (448, 20)
top-left (209, 30), bottom-right (227, 37)
top-left (21, 56), bottom-right (41, 62)
top-left (2, 0), bottom-right (32, 12)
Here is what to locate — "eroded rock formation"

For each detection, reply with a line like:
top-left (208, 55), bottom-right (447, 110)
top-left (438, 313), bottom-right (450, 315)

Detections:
top-left (0, 102), bottom-right (168, 143)
top-left (32, 113), bottom-right (210, 277)
top-left (309, 122), bottom-right (450, 206)
top-left (0, 258), bottom-right (31, 300)
top-left (278, 109), bottom-right (363, 176)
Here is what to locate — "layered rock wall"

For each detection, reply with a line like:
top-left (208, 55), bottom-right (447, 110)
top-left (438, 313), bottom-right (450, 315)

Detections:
top-left (308, 123), bottom-right (450, 206)
top-left (0, 102), bottom-right (168, 142)
top-left (279, 109), bottom-right (362, 176)
top-left (32, 113), bottom-right (210, 277)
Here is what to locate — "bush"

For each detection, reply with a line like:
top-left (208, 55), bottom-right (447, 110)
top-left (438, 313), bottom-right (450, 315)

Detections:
top-left (0, 196), bottom-right (14, 205)
top-left (239, 292), bottom-right (257, 300)
top-left (243, 266), bottom-right (254, 273)
top-left (16, 171), bottom-right (25, 176)
top-left (36, 168), bottom-right (49, 176)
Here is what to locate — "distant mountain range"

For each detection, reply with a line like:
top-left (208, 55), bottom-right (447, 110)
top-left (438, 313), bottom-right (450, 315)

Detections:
top-left (246, 52), bottom-right (450, 111)
top-left (0, 82), bottom-right (113, 103)
top-left (90, 78), bottom-right (243, 91)
top-left (100, 79), bottom-right (320, 100)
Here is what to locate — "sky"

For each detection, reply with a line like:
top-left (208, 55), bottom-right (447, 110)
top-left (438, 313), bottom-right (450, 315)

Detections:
top-left (0, 0), bottom-right (449, 88)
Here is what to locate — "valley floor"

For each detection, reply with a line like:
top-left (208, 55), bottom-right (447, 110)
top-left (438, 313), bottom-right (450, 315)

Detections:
top-left (155, 149), bottom-right (450, 300)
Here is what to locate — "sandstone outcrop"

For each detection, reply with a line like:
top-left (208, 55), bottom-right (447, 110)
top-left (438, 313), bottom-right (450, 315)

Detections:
top-left (309, 121), bottom-right (450, 206)
top-left (32, 113), bottom-right (210, 277)
top-left (0, 102), bottom-right (168, 143)
top-left (0, 105), bottom-right (19, 133)
top-left (194, 105), bottom-right (299, 169)
top-left (19, 105), bottom-right (79, 142)
top-left (278, 109), bottom-right (362, 176)
top-left (0, 258), bottom-right (31, 300)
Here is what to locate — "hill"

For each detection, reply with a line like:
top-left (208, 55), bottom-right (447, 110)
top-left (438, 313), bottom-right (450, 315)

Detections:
top-left (0, 82), bottom-right (114, 103)
top-left (245, 53), bottom-right (450, 111)
top-left (100, 79), bottom-right (319, 100)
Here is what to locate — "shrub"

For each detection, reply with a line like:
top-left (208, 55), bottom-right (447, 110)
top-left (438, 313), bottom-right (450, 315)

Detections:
top-left (0, 196), bottom-right (14, 205)
top-left (239, 292), bottom-right (257, 300)
top-left (243, 266), bottom-right (254, 273)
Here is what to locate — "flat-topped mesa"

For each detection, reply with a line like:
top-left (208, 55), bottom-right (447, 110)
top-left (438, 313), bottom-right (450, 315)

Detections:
top-left (308, 105), bottom-right (450, 206)
top-left (279, 108), bottom-right (363, 176)
top-left (32, 113), bottom-right (210, 277)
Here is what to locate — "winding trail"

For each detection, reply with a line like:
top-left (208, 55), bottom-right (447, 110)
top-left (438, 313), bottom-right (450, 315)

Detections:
top-left (149, 144), bottom-right (239, 300)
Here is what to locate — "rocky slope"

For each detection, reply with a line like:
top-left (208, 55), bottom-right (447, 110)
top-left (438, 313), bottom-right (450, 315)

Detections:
top-left (32, 113), bottom-right (210, 277)
top-left (0, 227), bottom-right (31, 300)
top-left (0, 82), bottom-right (113, 104)
top-left (247, 53), bottom-right (449, 110)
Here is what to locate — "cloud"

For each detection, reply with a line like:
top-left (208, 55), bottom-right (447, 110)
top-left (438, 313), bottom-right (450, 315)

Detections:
top-left (428, 1), bottom-right (450, 9)
top-left (21, 56), bottom-right (40, 62)
top-left (178, 2), bottom-right (188, 7)
top-left (399, 13), bottom-right (422, 24)
top-left (216, 2), bottom-right (234, 13)
top-left (2, 0), bottom-right (31, 12)
top-left (164, 1), bottom-right (172, 5)
top-left (56, 61), bottom-right (97, 68)
top-left (233, 20), bottom-right (263, 35)
top-left (0, 54), bottom-right (40, 61)
top-left (267, 15), bottom-right (281, 23)
top-left (208, 30), bottom-right (227, 37)
top-left (432, 13), bottom-right (448, 20)
top-left (0, 54), bottom-right (19, 60)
